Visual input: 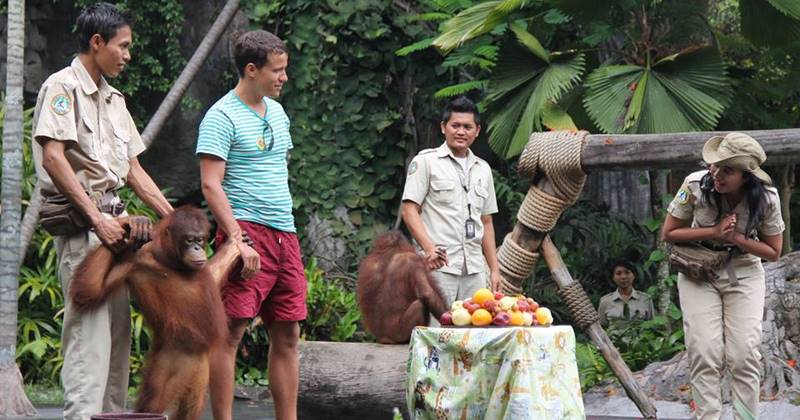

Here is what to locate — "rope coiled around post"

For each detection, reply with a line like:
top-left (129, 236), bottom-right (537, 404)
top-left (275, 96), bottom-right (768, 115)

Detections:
top-left (558, 282), bottom-right (600, 329)
top-left (497, 234), bottom-right (539, 296)
top-left (515, 130), bottom-right (588, 232)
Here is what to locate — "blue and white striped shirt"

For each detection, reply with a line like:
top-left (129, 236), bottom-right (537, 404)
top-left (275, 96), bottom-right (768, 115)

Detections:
top-left (196, 90), bottom-right (295, 232)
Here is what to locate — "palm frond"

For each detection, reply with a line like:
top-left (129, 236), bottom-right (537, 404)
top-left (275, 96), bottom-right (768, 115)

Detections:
top-left (433, 1), bottom-right (511, 53)
top-left (740, 0), bottom-right (800, 46)
top-left (509, 20), bottom-right (550, 62)
top-left (434, 80), bottom-right (489, 98)
top-left (395, 37), bottom-right (435, 56)
top-left (583, 47), bottom-right (731, 134)
top-left (768, 0), bottom-right (800, 20)
top-left (487, 47), bottom-right (585, 158)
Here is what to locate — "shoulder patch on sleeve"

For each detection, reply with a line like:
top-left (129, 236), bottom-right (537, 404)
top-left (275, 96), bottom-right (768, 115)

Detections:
top-left (50, 93), bottom-right (71, 115)
top-left (676, 188), bottom-right (691, 205)
top-left (408, 161), bottom-right (418, 176)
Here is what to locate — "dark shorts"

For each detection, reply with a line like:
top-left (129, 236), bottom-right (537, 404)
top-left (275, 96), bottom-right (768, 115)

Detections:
top-left (215, 220), bottom-right (307, 324)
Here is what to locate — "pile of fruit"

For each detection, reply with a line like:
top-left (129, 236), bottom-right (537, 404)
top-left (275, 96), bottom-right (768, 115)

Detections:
top-left (439, 288), bottom-right (554, 327)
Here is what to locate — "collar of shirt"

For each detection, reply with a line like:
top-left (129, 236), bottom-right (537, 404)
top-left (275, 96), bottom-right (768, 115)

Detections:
top-left (611, 289), bottom-right (641, 302)
top-left (435, 142), bottom-right (478, 168)
top-left (70, 57), bottom-right (121, 102)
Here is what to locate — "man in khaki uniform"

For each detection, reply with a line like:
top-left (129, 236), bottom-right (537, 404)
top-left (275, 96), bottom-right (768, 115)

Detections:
top-left (597, 259), bottom-right (654, 327)
top-left (32, 4), bottom-right (172, 418)
top-left (401, 97), bottom-right (500, 309)
top-left (662, 132), bottom-right (784, 420)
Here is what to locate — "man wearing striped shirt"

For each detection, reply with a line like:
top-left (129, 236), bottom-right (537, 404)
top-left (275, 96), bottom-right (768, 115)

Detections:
top-left (196, 30), bottom-right (305, 420)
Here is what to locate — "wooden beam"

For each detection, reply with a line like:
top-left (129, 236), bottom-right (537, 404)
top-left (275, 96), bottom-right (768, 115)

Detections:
top-left (581, 129), bottom-right (800, 171)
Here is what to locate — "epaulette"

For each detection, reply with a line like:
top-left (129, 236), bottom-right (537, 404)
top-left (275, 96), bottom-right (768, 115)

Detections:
top-left (418, 148), bottom-right (436, 155)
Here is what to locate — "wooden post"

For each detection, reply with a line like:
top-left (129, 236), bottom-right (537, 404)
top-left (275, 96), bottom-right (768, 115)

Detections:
top-left (504, 177), bottom-right (657, 417)
top-left (540, 236), bottom-right (658, 418)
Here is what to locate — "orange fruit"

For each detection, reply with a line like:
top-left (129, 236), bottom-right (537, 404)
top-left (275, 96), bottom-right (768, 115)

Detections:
top-left (472, 288), bottom-right (494, 305)
top-left (509, 310), bottom-right (524, 326)
top-left (471, 309), bottom-right (492, 326)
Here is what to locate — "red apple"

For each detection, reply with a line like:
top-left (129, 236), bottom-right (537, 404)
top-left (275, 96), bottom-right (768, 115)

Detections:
top-left (493, 311), bottom-right (511, 326)
top-left (439, 312), bottom-right (453, 326)
top-left (482, 300), bottom-right (498, 313)
top-left (494, 291), bottom-right (504, 300)
top-left (465, 302), bottom-right (480, 314)
top-left (516, 300), bottom-right (530, 312)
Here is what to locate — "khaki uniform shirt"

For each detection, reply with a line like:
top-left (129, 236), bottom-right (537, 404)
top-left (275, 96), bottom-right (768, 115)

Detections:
top-left (32, 57), bottom-right (146, 200)
top-left (598, 289), bottom-right (655, 326)
top-left (402, 143), bottom-right (498, 275)
top-left (667, 170), bottom-right (785, 278)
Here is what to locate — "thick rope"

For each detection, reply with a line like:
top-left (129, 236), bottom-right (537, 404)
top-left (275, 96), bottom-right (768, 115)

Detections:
top-left (497, 234), bottom-right (539, 295)
top-left (558, 282), bottom-right (599, 329)
top-left (515, 130), bottom-right (588, 232)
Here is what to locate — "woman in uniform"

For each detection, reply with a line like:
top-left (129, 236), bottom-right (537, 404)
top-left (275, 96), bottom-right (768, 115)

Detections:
top-left (662, 132), bottom-right (784, 420)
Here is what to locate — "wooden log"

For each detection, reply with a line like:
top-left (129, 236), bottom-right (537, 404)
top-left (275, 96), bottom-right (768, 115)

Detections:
top-left (298, 341), bottom-right (408, 420)
top-left (581, 129), bottom-right (800, 171)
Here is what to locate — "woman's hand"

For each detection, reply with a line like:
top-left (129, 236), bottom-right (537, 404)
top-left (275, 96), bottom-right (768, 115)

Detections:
top-left (714, 213), bottom-right (737, 243)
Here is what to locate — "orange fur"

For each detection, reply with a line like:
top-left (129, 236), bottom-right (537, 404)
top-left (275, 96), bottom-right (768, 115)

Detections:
top-left (69, 206), bottom-right (237, 420)
top-left (356, 230), bottom-right (448, 344)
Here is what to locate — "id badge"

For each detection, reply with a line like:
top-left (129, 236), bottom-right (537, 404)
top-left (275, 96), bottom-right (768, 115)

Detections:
top-left (465, 218), bottom-right (476, 239)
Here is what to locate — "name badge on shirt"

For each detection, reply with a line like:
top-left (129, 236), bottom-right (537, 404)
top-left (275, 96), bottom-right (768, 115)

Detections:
top-left (465, 218), bottom-right (476, 239)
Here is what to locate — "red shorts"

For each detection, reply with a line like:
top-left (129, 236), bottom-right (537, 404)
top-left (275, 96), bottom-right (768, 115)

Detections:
top-left (216, 220), bottom-right (307, 324)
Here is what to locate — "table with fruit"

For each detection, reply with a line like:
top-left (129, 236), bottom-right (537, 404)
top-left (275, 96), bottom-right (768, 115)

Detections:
top-left (406, 288), bottom-right (585, 419)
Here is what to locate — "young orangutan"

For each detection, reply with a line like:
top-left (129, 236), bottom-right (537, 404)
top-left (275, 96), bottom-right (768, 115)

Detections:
top-left (69, 206), bottom-right (240, 420)
top-left (356, 230), bottom-right (449, 344)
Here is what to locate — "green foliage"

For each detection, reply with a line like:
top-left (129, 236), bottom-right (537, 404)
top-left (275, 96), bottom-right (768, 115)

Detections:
top-left (583, 47), bottom-right (732, 134)
top-left (249, 0), bottom-right (452, 271)
top-left (301, 258), bottom-right (362, 342)
top-left (739, 0), bottom-right (800, 46)
top-left (74, 0), bottom-right (188, 125)
top-left (576, 302), bottom-right (685, 391)
top-left (403, 0), bottom-right (737, 155)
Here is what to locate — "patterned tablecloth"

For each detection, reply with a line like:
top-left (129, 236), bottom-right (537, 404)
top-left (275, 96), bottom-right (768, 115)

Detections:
top-left (406, 325), bottom-right (585, 419)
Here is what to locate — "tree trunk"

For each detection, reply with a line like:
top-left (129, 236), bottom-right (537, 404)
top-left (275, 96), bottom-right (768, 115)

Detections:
top-left (0, 0), bottom-right (37, 415)
top-left (649, 170), bottom-right (672, 316)
top-left (298, 341), bottom-right (408, 420)
top-left (140, 0), bottom-right (241, 147)
top-left (775, 164), bottom-right (794, 255)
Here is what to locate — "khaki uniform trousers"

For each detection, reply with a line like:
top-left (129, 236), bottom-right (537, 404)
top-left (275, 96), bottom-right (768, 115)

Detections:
top-left (56, 229), bottom-right (131, 419)
top-left (428, 269), bottom-right (488, 327)
top-left (678, 268), bottom-right (764, 420)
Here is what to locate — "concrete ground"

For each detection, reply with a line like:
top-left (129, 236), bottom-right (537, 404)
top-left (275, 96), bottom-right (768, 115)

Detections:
top-left (22, 399), bottom-right (275, 420)
top-left (583, 393), bottom-right (800, 419)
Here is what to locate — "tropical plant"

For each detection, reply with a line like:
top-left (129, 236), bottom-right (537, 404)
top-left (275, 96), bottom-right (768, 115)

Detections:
top-left (0, 0), bottom-right (37, 413)
top-left (401, 0), bottom-right (742, 158)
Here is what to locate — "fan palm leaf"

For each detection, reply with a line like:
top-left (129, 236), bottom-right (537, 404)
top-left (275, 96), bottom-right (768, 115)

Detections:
top-left (740, 0), bottom-right (800, 46)
top-left (486, 44), bottom-right (585, 158)
top-left (433, 0), bottom-right (530, 53)
top-left (583, 47), bottom-right (731, 134)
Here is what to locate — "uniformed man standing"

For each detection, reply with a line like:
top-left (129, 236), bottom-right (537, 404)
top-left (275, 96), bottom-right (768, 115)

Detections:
top-left (597, 259), bottom-right (655, 327)
top-left (401, 96), bottom-right (500, 308)
top-left (32, 3), bottom-right (172, 418)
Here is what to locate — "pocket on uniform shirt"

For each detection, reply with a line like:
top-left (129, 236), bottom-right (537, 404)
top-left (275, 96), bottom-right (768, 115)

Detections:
top-left (111, 120), bottom-right (131, 161)
top-left (431, 180), bottom-right (456, 204)
top-left (77, 116), bottom-right (100, 162)
top-left (474, 185), bottom-right (488, 212)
